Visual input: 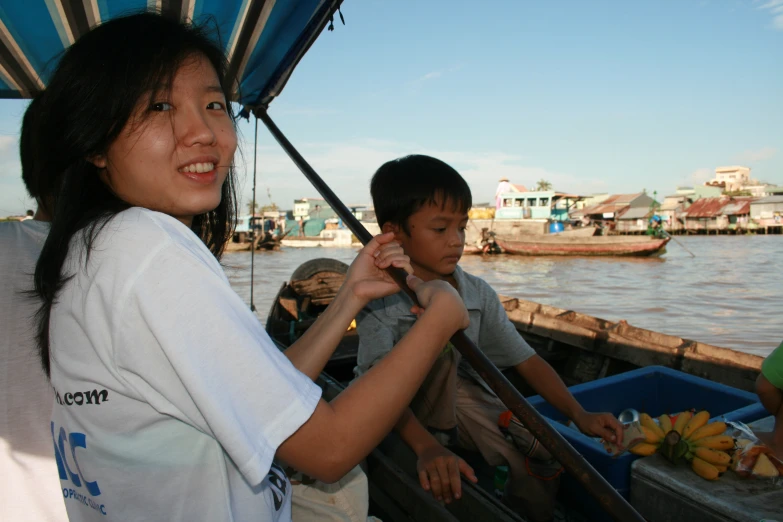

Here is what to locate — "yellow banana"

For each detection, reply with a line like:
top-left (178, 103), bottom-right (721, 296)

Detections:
top-left (714, 464), bottom-right (728, 473)
top-left (640, 413), bottom-right (665, 439)
top-left (682, 411), bottom-right (710, 439)
top-left (673, 411), bottom-right (693, 435)
top-left (688, 421), bottom-right (727, 442)
top-left (693, 447), bottom-right (731, 466)
top-left (640, 425), bottom-right (663, 445)
top-left (691, 457), bottom-right (720, 480)
top-left (629, 442), bottom-right (659, 456)
top-left (693, 435), bottom-right (735, 451)
top-left (658, 414), bottom-right (673, 434)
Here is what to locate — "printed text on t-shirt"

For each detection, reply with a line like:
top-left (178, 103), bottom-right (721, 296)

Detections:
top-left (54, 387), bottom-right (109, 406)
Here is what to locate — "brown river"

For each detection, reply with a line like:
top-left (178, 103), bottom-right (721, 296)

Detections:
top-left (223, 235), bottom-right (782, 358)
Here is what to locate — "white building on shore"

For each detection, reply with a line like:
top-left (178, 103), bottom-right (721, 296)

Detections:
top-left (712, 166), bottom-right (751, 192)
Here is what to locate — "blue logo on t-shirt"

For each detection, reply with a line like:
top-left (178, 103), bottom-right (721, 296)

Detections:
top-left (52, 422), bottom-right (106, 515)
top-left (267, 464), bottom-right (288, 511)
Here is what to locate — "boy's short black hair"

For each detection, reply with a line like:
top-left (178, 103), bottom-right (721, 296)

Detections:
top-left (370, 155), bottom-right (472, 232)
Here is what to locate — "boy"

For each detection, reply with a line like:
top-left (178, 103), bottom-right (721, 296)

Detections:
top-left (756, 342), bottom-right (783, 457)
top-left (354, 155), bottom-right (623, 522)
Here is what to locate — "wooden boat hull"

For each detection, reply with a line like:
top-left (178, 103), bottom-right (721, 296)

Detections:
top-left (462, 244), bottom-right (501, 255)
top-left (265, 259), bottom-right (763, 521)
top-left (462, 245), bottom-right (484, 255)
top-left (496, 235), bottom-right (669, 256)
top-left (256, 240), bottom-right (281, 250)
top-left (554, 226), bottom-right (598, 238)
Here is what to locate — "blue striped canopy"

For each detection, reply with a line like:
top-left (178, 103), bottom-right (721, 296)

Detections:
top-left (0, 0), bottom-right (342, 108)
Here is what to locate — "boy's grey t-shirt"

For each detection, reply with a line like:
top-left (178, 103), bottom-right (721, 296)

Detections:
top-left (354, 265), bottom-right (535, 392)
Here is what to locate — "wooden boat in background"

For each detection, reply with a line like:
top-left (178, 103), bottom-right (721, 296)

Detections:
top-left (552, 226), bottom-right (600, 238)
top-left (462, 245), bottom-right (484, 255)
top-left (495, 235), bottom-right (669, 257)
top-left (462, 226), bottom-right (601, 255)
top-left (264, 258), bottom-right (763, 521)
top-left (224, 230), bottom-right (290, 252)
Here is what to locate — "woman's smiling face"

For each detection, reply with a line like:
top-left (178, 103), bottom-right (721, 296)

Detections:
top-left (95, 54), bottom-right (237, 226)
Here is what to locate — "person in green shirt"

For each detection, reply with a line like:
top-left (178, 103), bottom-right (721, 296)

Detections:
top-left (647, 215), bottom-right (666, 238)
top-left (756, 342), bottom-right (783, 457)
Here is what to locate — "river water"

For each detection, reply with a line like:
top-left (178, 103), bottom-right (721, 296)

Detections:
top-left (223, 235), bottom-right (781, 358)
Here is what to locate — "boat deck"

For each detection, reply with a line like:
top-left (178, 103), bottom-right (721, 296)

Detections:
top-left (266, 264), bottom-right (768, 522)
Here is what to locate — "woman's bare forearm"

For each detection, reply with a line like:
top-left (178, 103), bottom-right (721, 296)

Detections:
top-left (276, 308), bottom-right (456, 482)
top-left (282, 286), bottom-right (365, 380)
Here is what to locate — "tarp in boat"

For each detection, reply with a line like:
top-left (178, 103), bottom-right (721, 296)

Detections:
top-left (0, 0), bottom-right (343, 108)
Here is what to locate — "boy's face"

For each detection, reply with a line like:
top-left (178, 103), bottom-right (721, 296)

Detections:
top-left (383, 200), bottom-right (468, 281)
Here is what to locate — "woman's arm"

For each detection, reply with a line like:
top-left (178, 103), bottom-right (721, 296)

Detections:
top-left (283, 232), bottom-right (410, 380)
top-left (282, 288), bottom-right (365, 380)
top-left (277, 279), bottom-right (469, 483)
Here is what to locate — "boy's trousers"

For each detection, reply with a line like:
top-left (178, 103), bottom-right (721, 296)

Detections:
top-left (411, 348), bottom-right (563, 522)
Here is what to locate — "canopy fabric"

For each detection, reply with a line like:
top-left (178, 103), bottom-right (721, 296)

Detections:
top-left (0, 0), bottom-right (342, 108)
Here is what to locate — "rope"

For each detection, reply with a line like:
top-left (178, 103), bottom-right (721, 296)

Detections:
top-left (249, 116), bottom-right (258, 312)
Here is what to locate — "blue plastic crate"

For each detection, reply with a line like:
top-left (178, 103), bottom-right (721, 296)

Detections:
top-left (526, 365), bottom-right (765, 522)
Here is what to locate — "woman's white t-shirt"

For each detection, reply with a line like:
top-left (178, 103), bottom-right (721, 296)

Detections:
top-left (49, 208), bottom-right (321, 521)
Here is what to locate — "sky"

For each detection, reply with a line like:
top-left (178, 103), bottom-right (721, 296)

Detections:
top-left (1, 0), bottom-right (782, 216)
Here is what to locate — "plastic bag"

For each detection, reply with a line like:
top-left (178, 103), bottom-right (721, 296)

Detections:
top-left (600, 421), bottom-right (647, 457)
top-left (726, 421), bottom-right (783, 485)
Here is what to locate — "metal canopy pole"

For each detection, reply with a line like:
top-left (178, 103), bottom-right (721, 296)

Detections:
top-left (256, 107), bottom-right (646, 522)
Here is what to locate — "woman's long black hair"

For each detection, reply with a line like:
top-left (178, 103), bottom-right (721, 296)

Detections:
top-left (33, 13), bottom-right (238, 377)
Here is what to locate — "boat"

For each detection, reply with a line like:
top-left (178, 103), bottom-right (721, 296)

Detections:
top-left (463, 228), bottom-right (502, 255)
top-left (225, 230), bottom-right (291, 252)
top-left (281, 235), bottom-right (336, 247)
top-left (463, 242), bottom-right (501, 255)
top-left (463, 226), bottom-right (600, 255)
top-left (556, 226), bottom-right (601, 238)
top-left (265, 258), bottom-right (766, 522)
top-left (5, 3), bottom-right (771, 520)
top-left (253, 229), bottom-right (291, 250)
top-left (462, 245), bottom-right (484, 255)
top-left (495, 234), bottom-right (669, 257)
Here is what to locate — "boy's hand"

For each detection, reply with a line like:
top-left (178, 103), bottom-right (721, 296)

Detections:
top-left (416, 443), bottom-right (477, 503)
top-left (406, 275), bottom-right (469, 333)
top-left (345, 232), bottom-right (412, 302)
top-left (574, 411), bottom-right (624, 444)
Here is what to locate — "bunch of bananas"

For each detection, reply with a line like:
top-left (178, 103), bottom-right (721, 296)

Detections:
top-left (629, 410), bottom-right (735, 481)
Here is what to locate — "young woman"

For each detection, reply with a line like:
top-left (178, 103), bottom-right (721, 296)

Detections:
top-left (32, 13), bottom-right (469, 522)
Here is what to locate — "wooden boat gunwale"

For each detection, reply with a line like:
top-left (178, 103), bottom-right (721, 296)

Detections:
top-left (498, 295), bottom-right (762, 392)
